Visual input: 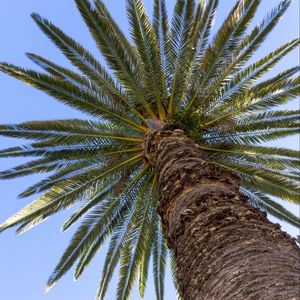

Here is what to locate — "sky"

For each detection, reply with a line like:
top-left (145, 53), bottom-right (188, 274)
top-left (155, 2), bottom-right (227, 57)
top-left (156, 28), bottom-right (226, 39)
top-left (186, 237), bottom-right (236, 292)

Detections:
top-left (0, 0), bottom-right (299, 299)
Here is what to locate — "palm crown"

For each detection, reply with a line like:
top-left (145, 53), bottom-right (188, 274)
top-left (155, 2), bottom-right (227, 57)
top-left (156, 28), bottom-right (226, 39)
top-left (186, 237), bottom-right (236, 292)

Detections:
top-left (0, 0), bottom-right (299, 299)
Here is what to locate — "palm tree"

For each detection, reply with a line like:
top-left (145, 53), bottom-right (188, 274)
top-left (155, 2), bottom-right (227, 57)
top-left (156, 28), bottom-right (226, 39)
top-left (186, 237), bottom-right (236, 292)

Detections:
top-left (0, 0), bottom-right (299, 299)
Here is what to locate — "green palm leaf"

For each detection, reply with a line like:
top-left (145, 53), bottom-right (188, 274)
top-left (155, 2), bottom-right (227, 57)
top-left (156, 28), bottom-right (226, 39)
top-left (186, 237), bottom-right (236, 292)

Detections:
top-left (152, 215), bottom-right (167, 300)
top-left (127, 0), bottom-right (168, 120)
top-left (242, 188), bottom-right (300, 228)
top-left (153, 0), bottom-right (170, 82)
top-left (0, 63), bottom-right (146, 132)
top-left (168, 0), bottom-right (196, 114)
top-left (46, 165), bottom-right (148, 291)
top-left (116, 173), bottom-right (156, 299)
top-left (96, 169), bottom-right (152, 299)
top-left (75, 0), bottom-right (156, 119)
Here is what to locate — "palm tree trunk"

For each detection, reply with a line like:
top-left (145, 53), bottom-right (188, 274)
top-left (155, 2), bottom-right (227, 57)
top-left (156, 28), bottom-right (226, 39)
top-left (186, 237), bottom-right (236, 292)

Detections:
top-left (144, 128), bottom-right (300, 300)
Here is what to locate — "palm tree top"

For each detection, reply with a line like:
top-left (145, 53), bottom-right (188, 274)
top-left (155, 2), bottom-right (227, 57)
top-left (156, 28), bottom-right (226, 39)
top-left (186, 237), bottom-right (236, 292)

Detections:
top-left (0, 0), bottom-right (299, 299)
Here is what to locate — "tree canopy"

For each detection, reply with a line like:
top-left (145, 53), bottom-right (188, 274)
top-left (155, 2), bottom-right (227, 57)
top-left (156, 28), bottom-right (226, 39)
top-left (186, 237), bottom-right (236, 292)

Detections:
top-left (0, 0), bottom-right (299, 299)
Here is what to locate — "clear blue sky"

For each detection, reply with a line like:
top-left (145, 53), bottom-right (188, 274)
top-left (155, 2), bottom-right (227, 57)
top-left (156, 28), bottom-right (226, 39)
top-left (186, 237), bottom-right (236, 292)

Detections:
top-left (0, 1), bottom-right (299, 299)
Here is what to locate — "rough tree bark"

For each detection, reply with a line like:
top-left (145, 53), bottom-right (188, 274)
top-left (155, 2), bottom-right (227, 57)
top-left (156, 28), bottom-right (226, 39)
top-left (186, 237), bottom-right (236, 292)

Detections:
top-left (144, 128), bottom-right (300, 300)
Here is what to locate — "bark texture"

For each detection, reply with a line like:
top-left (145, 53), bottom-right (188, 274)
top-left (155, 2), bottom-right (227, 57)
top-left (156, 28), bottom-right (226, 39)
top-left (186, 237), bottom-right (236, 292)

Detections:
top-left (144, 128), bottom-right (300, 300)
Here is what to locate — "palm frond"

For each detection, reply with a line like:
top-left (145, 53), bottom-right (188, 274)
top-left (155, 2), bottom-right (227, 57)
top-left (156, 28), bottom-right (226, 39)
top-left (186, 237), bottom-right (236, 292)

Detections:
top-left (27, 53), bottom-right (145, 122)
top-left (0, 63), bottom-right (146, 132)
top-left (204, 74), bottom-right (300, 127)
top-left (221, 38), bottom-right (298, 102)
top-left (203, 38), bottom-right (299, 118)
top-left (94, 0), bottom-right (138, 66)
top-left (0, 154), bottom-right (143, 234)
top-left (15, 170), bottom-right (119, 235)
top-left (167, 0), bottom-right (196, 114)
top-left (233, 110), bottom-right (300, 133)
top-left (191, 0), bottom-right (291, 110)
top-left (138, 226), bottom-right (153, 298)
top-left (16, 149), bottom-right (137, 199)
top-left (75, 170), bottom-right (153, 286)
top-left (242, 188), bottom-right (300, 228)
top-left (0, 157), bottom-right (63, 180)
top-left (199, 144), bottom-right (300, 171)
top-left (213, 159), bottom-right (300, 204)
top-left (116, 173), bottom-right (156, 299)
top-left (46, 165), bottom-right (148, 291)
top-left (204, 127), bottom-right (299, 145)
top-left (75, 0), bottom-right (157, 119)
top-left (31, 13), bottom-right (147, 124)
top-left (127, 0), bottom-right (167, 120)
top-left (191, 0), bottom-right (258, 94)
top-left (27, 53), bottom-right (102, 92)
top-left (237, 0), bottom-right (292, 61)
top-left (192, 0), bottom-right (218, 66)
top-left (0, 119), bottom-right (142, 141)
top-left (188, 0), bottom-right (294, 112)
top-left (247, 66), bottom-right (300, 90)
top-left (62, 179), bottom-right (119, 231)
top-left (96, 170), bottom-right (153, 299)
top-left (241, 76), bottom-right (300, 113)
top-left (153, 0), bottom-right (170, 83)
top-left (169, 250), bottom-right (182, 300)
top-left (152, 215), bottom-right (167, 300)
